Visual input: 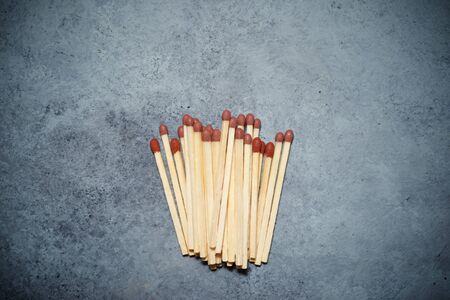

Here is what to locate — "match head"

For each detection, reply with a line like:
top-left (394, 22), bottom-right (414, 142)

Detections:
top-left (177, 125), bottom-right (184, 138)
top-left (229, 117), bottom-right (237, 128)
top-left (285, 129), bottom-right (294, 142)
top-left (193, 121), bottom-right (203, 132)
top-left (245, 114), bottom-right (255, 126)
top-left (159, 124), bottom-right (168, 136)
top-left (202, 129), bottom-right (212, 142)
top-left (275, 132), bottom-right (284, 142)
top-left (183, 115), bottom-right (193, 126)
top-left (260, 141), bottom-right (265, 154)
top-left (170, 138), bottom-right (180, 154)
top-left (244, 133), bottom-right (252, 144)
top-left (254, 118), bottom-right (261, 129)
top-left (212, 129), bottom-right (221, 142)
top-left (222, 110), bottom-right (231, 121)
top-left (237, 114), bottom-right (246, 127)
top-left (205, 124), bottom-right (213, 132)
top-left (252, 137), bottom-right (262, 152)
top-left (235, 128), bottom-right (244, 139)
top-left (149, 138), bottom-right (161, 153)
top-left (265, 142), bottom-right (275, 158)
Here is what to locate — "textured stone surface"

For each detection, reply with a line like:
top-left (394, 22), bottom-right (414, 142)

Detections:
top-left (1, 0), bottom-right (449, 299)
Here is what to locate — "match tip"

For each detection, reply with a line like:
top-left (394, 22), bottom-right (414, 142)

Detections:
top-left (237, 114), bottom-right (246, 126)
top-left (183, 114), bottom-right (193, 126)
top-left (245, 113), bottom-right (255, 125)
top-left (285, 129), bottom-right (294, 142)
top-left (159, 124), bottom-right (168, 135)
top-left (244, 133), bottom-right (252, 145)
top-left (254, 118), bottom-right (261, 129)
top-left (252, 137), bottom-right (261, 152)
top-left (222, 110), bottom-right (231, 121)
top-left (212, 129), bottom-right (221, 141)
top-left (260, 141), bottom-right (265, 154)
top-left (170, 138), bottom-right (180, 154)
top-left (193, 121), bottom-right (203, 132)
top-left (202, 129), bottom-right (211, 142)
top-left (177, 125), bottom-right (184, 138)
top-left (150, 138), bottom-right (160, 153)
top-left (205, 124), bottom-right (213, 132)
top-left (229, 117), bottom-right (237, 128)
top-left (265, 142), bottom-right (275, 158)
top-left (275, 132), bottom-right (284, 142)
top-left (235, 128), bottom-right (244, 139)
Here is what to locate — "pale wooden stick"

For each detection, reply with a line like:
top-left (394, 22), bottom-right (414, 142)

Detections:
top-left (256, 143), bottom-right (273, 246)
top-left (253, 118), bottom-right (261, 139)
top-left (177, 126), bottom-right (188, 202)
top-left (262, 130), bottom-right (293, 263)
top-left (226, 145), bottom-right (236, 264)
top-left (214, 118), bottom-right (237, 253)
top-left (209, 111), bottom-right (231, 248)
top-left (250, 138), bottom-right (261, 260)
top-left (160, 126), bottom-right (189, 244)
top-left (245, 114), bottom-right (254, 137)
top-left (234, 128), bottom-right (244, 266)
top-left (258, 141), bottom-right (265, 191)
top-left (150, 139), bottom-right (188, 255)
top-left (255, 133), bottom-right (284, 265)
top-left (182, 116), bottom-right (195, 252)
top-left (241, 133), bottom-right (253, 269)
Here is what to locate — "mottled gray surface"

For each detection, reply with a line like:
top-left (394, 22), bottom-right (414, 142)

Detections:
top-left (1, 0), bottom-right (449, 299)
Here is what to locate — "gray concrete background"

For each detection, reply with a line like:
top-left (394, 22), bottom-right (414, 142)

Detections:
top-left (1, 0), bottom-right (449, 299)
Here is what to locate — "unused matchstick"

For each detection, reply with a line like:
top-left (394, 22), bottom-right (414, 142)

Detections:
top-left (250, 137), bottom-right (261, 260)
top-left (237, 114), bottom-right (245, 130)
top-left (150, 138), bottom-right (188, 255)
top-left (212, 129), bottom-right (221, 182)
top-left (256, 142), bottom-right (273, 245)
top-left (245, 114), bottom-right (254, 137)
top-left (176, 126), bottom-right (188, 201)
top-left (262, 130), bottom-right (294, 263)
top-left (182, 115), bottom-right (195, 252)
top-left (226, 135), bottom-right (237, 265)
top-left (234, 128), bottom-right (244, 266)
top-left (253, 118), bottom-right (261, 138)
top-left (255, 133), bottom-right (284, 265)
top-left (241, 133), bottom-right (252, 269)
top-left (258, 141), bottom-right (265, 191)
top-left (159, 125), bottom-right (188, 243)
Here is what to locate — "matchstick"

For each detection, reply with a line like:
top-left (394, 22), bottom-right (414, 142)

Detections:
top-left (255, 132), bottom-right (284, 265)
top-left (176, 126), bottom-right (188, 202)
top-left (262, 130), bottom-right (294, 263)
top-left (256, 142), bottom-right (273, 245)
top-left (234, 128), bottom-right (244, 266)
top-left (226, 139), bottom-right (237, 265)
top-left (253, 118), bottom-right (261, 138)
top-left (245, 114), bottom-right (254, 137)
top-left (182, 115), bottom-right (195, 253)
top-left (241, 133), bottom-right (253, 269)
top-left (150, 138), bottom-right (188, 255)
top-left (258, 141), bottom-right (265, 190)
top-left (214, 118), bottom-right (237, 253)
top-left (159, 125), bottom-right (188, 243)
top-left (250, 137), bottom-right (261, 260)
top-left (212, 129), bottom-right (221, 184)
top-left (210, 111), bottom-right (231, 248)
top-left (237, 114), bottom-right (245, 130)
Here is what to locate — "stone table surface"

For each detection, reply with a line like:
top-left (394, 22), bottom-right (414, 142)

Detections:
top-left (1, 1), bottom-right (449, 299)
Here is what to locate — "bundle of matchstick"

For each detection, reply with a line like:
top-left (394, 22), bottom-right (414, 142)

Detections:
top-left (149, 110), bottom-right (293, 270)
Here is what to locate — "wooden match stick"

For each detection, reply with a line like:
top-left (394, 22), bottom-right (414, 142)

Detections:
top-left (237, 114), bottom-right (245, 131)
top-left (233, 128), bottom-right (244, 266)
top-left (182, 115), bottom-right (195, 253)
top-left (258, 141), bottom-right (265, 190)
top-left (253, 118), bottom-right (261, 138)
top-left (262, 130), bottom-right (294, 263)
top-left (214, 117), bottom-right (237, 253)
top-left (256, 142), bottom-right (273, 245)
top-left (212, 129), bottom-right (221, 181)
top-left (176, 126), bottom-right (188, 202)
top-left (159, 125), bottom-right (188, 243)
top-left (250, 137), bottom-right (261, 260)
top-left (245, 114), bottom-right (254, 137)
top-left (241, 133), bottom-right (253, 269)
top-left (210, 111), bottom-right (231, 248)
top-left (255, 133), bottom-right (284, 265)
top-left (226, 139), bottom-right (237, 265)
top-left (149, 138), bottom-right (188, 255)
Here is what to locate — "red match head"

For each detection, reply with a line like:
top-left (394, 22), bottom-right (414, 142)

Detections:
top-left (149, 138), bottom-right (160, 153)
top-left (245, 114), bottom-right (254, 126)
top-left (260, 141), bottom-right (265, 154)
top-left (222, 110), bottom-right (231, 121)
top-left (205, 124), bottom-right (213, 132)
top-left (229, 117), bottom-right (237, 128)
top-left (159, 124), bottom-right (168, 136)
top-left (177, 125), bottom-right (184, 138)
top-left (252, 137), bottom-right (261, 152)
top-left (170, 138), bottom-right (180, 154)
top-left (235, 128), bottom-right (244, 139)
top-left (237, 114), bottom-right (246, 127)
top-left (285, 129), bottom-right (294, 142)
top-left (244, 133), bottom-right (252, 145)
top-left (265, 142), bottom-right (275, 158)
top-left (212, 129), bottom-right (221, 142)
top-left (193, 121), bottom-right (203, 132)
top-left (202, 129), bottom-right (211, 142)
top-left (183, 115), bottom-right (193, 126)
top-left (275, 132), bottom-right (284, 142)
top-left (254, 118), bottom-right (261, 129)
